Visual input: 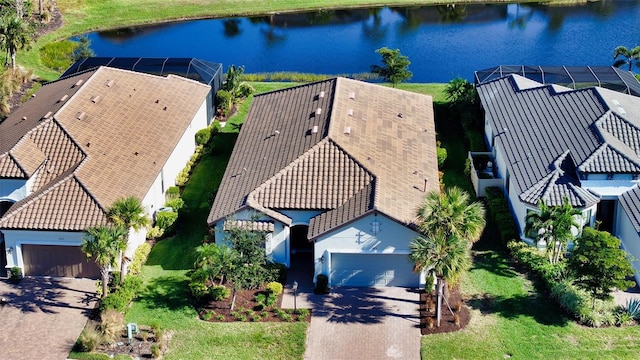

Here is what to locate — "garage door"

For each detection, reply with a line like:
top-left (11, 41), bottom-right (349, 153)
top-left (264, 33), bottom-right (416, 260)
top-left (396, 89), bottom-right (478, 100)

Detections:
top-left (330, 253), bottom-right (419, 287)
top-left (22, 245), bottom-right (100, 278)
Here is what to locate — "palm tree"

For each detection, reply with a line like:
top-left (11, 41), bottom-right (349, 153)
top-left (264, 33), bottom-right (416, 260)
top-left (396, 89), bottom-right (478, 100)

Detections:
top-left (1, 15), bottom-right (33, 70)
top-left (410, 231), bottom-right (471, 327)
top-left (525, 197), bottom-right (581, 264)
top-left (416, 187), bottom-right (486, 244)
top-left (195, 243), bottom-right (236, 286)
top-left (82, 225), bottom-right (127, 298)
top-left (613, 45), bottom-right (640, 71)
top-left (411, 187), bottom-right (485, 327)
top-left (107, 196), bottom-right (149, 283)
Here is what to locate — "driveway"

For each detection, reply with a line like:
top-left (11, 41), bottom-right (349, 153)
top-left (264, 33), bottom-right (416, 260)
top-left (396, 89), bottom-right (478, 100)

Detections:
top-left (0, 277), bottom-right (97, 360)
top-left (284, 286), bottom-right (421, 360)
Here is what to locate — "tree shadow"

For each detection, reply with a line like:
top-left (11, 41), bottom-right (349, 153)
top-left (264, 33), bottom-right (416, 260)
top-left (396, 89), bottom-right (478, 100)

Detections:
top-left (308, 287), bottom-right (419, 325)
top-left (136, 275), bottom-right (192, 312)
top-left (471, 250), bottom-right (519, 279)
top-left (0, 277), bottom-right (97, 316)
top-left (467, 291), bottom-right (570, 327)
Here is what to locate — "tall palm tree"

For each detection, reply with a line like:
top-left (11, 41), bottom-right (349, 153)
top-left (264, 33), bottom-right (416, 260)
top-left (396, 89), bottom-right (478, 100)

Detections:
top-left (613, 45), bottom-right (640, 71)
top-left (1, 15), bottom-right (33, 70)
top-left (525, 197), bottom-right (581, 264)
top-left (416, 187), bottom-right (486, 244)
top-left (107, 196), bottom-right (149, 282)
top-left (82, 225), bottom-right (127, 298)
top-left (410, 232), bottom-right (471, 327)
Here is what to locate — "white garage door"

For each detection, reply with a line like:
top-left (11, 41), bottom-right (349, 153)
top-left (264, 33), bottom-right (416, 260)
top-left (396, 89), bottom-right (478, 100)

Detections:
top-left (330, 253), bottom-right (419, 287)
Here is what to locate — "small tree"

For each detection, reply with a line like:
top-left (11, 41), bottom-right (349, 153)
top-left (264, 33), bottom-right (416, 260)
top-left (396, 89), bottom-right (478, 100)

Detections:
top-left (370, 47), bottom-right (412, 87)
top-left (445, 77), bottom-right (476, 109)
top-left (107, 196), bottom-right (149, 283)
top-left (194, 242), bottom-right (235, 286)
top-left (613, 45), bottom-right (640, 71)
top-left (71, 35), bottom-right (94, 62)
top-left (569, 227), bottom-right (635, 308)
top-left (0, 15), bottom-right (34, 69)
top-left (82, 225), bottom-right (127, 298)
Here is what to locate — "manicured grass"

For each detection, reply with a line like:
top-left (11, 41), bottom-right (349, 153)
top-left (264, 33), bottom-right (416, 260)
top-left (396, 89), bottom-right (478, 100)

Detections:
top-left (422, 250), bottom-right (640, 359)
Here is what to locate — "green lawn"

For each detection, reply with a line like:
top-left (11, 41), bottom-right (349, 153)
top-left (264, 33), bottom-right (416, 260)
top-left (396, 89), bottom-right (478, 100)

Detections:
top-left (421, 250), bottom-right (640, 359)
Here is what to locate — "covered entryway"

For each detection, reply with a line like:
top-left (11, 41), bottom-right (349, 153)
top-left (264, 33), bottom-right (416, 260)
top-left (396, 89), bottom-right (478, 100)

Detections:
top-left (330, 253), bottom-right (419, 287)
top-left (22, 244), bottom-right (100, 278)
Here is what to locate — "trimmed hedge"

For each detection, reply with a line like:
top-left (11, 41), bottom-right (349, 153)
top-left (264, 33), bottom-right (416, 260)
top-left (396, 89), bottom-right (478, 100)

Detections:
top-left (485, 187), bottom-right (519, 246)
top-left (100, 276), bottom-right (143, 312)
top-left (128, 242), bottom-right (152, 276)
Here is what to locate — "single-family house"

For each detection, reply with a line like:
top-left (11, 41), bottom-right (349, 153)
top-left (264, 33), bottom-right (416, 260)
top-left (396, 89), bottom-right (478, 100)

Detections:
top-left (0, 66), bottom-right (211, 277)
top-left (207, 77), bottom-right (439, 288)
top-left (475, 72), bottom-right (640, 283)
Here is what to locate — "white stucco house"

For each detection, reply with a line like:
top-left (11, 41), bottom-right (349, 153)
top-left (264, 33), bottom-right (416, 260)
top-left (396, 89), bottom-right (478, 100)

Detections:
top-left (207, 77), bottom-right (439, 288)
top-left (474, 71), bottom-right (640, 283)
top-left (0, 66), bottom-right (211, 277)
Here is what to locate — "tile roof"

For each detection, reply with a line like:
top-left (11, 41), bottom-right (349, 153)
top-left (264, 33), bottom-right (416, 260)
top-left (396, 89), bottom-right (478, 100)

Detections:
top-left (620, 186), bottom-right (640, 234)
top-left (477, 74), bottom-right (640, 207)
top-left (223, 220), bottom-right (275, 232)
top-left (208, 77), bottom-right (437, 238)
top-left (0, 67), bottom-right (210, 231)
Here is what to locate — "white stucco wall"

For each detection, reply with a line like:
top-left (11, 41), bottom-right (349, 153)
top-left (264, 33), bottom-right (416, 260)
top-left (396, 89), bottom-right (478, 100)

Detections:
top-left (615, 204), bottom-right (640, 285)
top-left (2, 229), bottom-right (85, 273)
top-left (279, 210), bottom-right (323, 225)
top-left (313, 213), bottom-right (423, 286)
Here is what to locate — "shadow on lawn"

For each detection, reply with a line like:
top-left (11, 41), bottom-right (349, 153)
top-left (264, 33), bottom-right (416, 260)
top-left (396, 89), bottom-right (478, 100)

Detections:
top-left (471, 250), bottom-right (519, 279)
top-left (467, 292), bottom-right (569, 327)
top-left (137, 275), bottom-right (192, 311)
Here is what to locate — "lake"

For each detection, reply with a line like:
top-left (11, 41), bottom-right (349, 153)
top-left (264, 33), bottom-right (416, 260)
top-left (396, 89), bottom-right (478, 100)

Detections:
top-left (83, 1), bottom-right (640, 82)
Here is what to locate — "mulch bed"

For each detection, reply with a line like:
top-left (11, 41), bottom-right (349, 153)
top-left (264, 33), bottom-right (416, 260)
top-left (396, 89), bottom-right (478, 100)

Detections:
top-left (197, 285), bottom-right (310, 323)
top-left (419, 285), bottom-right (471, 335)
top-left (94, 324), bottom-right (167, 359)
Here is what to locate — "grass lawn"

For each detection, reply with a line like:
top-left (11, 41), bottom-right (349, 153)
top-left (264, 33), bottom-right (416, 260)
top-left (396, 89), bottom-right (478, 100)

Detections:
top-left (421, 250), bottom-right (640, 359)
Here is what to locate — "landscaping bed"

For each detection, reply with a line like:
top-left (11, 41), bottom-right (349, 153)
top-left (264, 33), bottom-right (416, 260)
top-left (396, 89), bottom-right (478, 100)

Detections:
top-left (419, 285), bottom-right (471, 335)
top-left (197, 285), bottom-right (310, 323)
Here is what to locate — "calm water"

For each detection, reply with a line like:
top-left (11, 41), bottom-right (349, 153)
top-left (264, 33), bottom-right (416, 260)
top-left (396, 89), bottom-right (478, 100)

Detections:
top-left (83, 2), bottom-right (640, 82)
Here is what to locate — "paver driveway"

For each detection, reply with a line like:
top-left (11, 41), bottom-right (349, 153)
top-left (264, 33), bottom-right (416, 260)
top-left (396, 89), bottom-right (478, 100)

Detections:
top-left (0, 277), bottom-right (97, 360)
top-left (289, 287), bottom-right (421, 360)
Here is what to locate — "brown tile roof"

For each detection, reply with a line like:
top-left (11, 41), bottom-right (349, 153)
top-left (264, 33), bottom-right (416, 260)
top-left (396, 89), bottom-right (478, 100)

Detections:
top-left (0, 153), bottom-right (25, 178)
top-left (0, 67), bottom-right (210, 231)
top-left (223, 220), bottom-right (275, 232)
top-left (208, 78), bottom-right (437, 238)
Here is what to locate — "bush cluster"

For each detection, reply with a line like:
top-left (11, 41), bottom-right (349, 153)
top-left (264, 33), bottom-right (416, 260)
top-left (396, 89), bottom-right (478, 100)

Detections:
top-left (266, 281), bottom-right (283, 295)
top-left (485, 187), bottom-right (519, 246)
top-left (128, 243), bottom-right (152, 276)
top-left (264, 262), bottom-right (287, 284)
top-left (99, 276), bottom-right (143, 312)
top-left (175, 145), bottom-right (204, 186)
top-left (209, 285), bottom-right (231, 301)
top-left (155, 211), bottom-right (178, 233)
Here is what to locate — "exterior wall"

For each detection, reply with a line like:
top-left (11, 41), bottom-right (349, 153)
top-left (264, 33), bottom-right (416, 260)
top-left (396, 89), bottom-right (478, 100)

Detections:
top-left (313, 213), bottom-right (424, 287)
top-left (582, 180), bottom-right (638, 197)
top-left (0, 179), bottom-right (28, 202)
top-left (2, 229), bottom-right (85, 275)
top-left (616, 204), bottom-right (640, 285)
top-left (278, 210), bottom-right (323, 225)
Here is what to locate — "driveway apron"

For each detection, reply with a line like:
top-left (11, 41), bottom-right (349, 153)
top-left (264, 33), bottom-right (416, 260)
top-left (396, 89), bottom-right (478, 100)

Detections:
top-left (0, 277), bottom-right (97, 360)
top-left (284, 286), bottom-right (421, 360)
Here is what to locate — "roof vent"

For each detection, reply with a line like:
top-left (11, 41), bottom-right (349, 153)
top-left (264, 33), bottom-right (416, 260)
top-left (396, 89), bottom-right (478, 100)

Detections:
top-left (312, 125), bottom-right (319, 133)
top-left (349, 91), bottom-right (356, 99)
top-left (315, 108), bottom-right (322, 115)
top-left (21, 116), bottom-right (27, 121)
top-left (42, 111), bottom-right (53, 119)
top-left (91, 95), bottom-right (101, 104)
top-left (617, 106), bottom-right (627, 116)
top-left (59, 94), bottom-right (69, 102)
top-left (319, 91), bottom-right (325, 98)
top-left (347, 109), bottom-right (353, 116)
top-left (344, 126), bottom-right (351, 135)
top-left (274, 130), bottom-right (280, 135)
top-left (612, 99), bottom-right (621, 106)
top-left (73, 79), bottom-right (83, 87)
top-left (105, 80), bottom-right (114, 87)
top-left (76, 112), bottom-right (86, 120)
top-left (163, 106), bottom-right (167, 111)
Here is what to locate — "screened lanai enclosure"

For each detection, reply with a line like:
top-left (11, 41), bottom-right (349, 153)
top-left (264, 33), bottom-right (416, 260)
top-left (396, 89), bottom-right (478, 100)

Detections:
top-left (61, 57), bottom-right (223, 121)
top-left (475, 65), bottom-right (640, 97)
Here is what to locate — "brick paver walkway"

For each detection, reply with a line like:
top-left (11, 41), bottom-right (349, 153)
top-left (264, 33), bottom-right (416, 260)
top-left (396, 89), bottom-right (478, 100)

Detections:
top-left (0, 277), bottom-right (97, 360)
top-left (284, 286), bottom-right (421, 360)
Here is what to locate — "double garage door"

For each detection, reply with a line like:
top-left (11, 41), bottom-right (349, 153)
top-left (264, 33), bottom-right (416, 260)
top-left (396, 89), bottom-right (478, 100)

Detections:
top-left (22, 244), bottom-right (100, 278)
top-left (330, 253), bottom-right (419, 287)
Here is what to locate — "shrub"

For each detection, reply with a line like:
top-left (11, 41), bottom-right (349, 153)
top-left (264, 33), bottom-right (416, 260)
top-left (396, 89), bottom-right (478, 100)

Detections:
top-left (624, 298), bottom-right (640, 319)
top-left (202, 311), bottom-right (213, 321)
top-left (156, 210), bottom-right (178, 232)
top-left (146, 225), bottom-right (164, 239)
top-left (128, 243), bottom-right (152, 276)
top-left (216, 90), bottom-right (232, 115)
top-left (615, 310), bottom-right (635, 326)
top-left (175, 168), bottom-right (190, 186)
top-left (189, 281), bottom-right (208, 300)
top-left (166, 186), bottom-right (180, 199)
top-left (165, 197), bottom-right (185, 212)
top-left (74, 323), bottom-right (103, 352)
top-left (296, 308), bottom-right (310, 317)
top-left (266, 281), bottom-right (283, 295)
top-left (209, 285), bottom-right (231, 301)
top-left (195, 128), bottom-right (211, 145)
top-left (436, 147), bottom-right (447, 169)
top-left (264, 262), bottom-right (287, 284)
top-left (9, 266), bottom-right (22, 282)
top-left (100, 309), bottom-right (125, 342)
top-left (99, 276), bottom-right (143, 312)
top-left (315, 274), bottom-right (330, 294)
top-left (151, 344), bottom-right (161, 359)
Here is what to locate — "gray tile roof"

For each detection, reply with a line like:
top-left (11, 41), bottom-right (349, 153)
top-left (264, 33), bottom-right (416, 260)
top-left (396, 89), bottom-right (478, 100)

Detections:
top-left (620, 186), bottom-right (640, 234)
top-left (477, 74), bottom-right (640, 207)
top-left (207, 78), bottom-right (437, 238)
